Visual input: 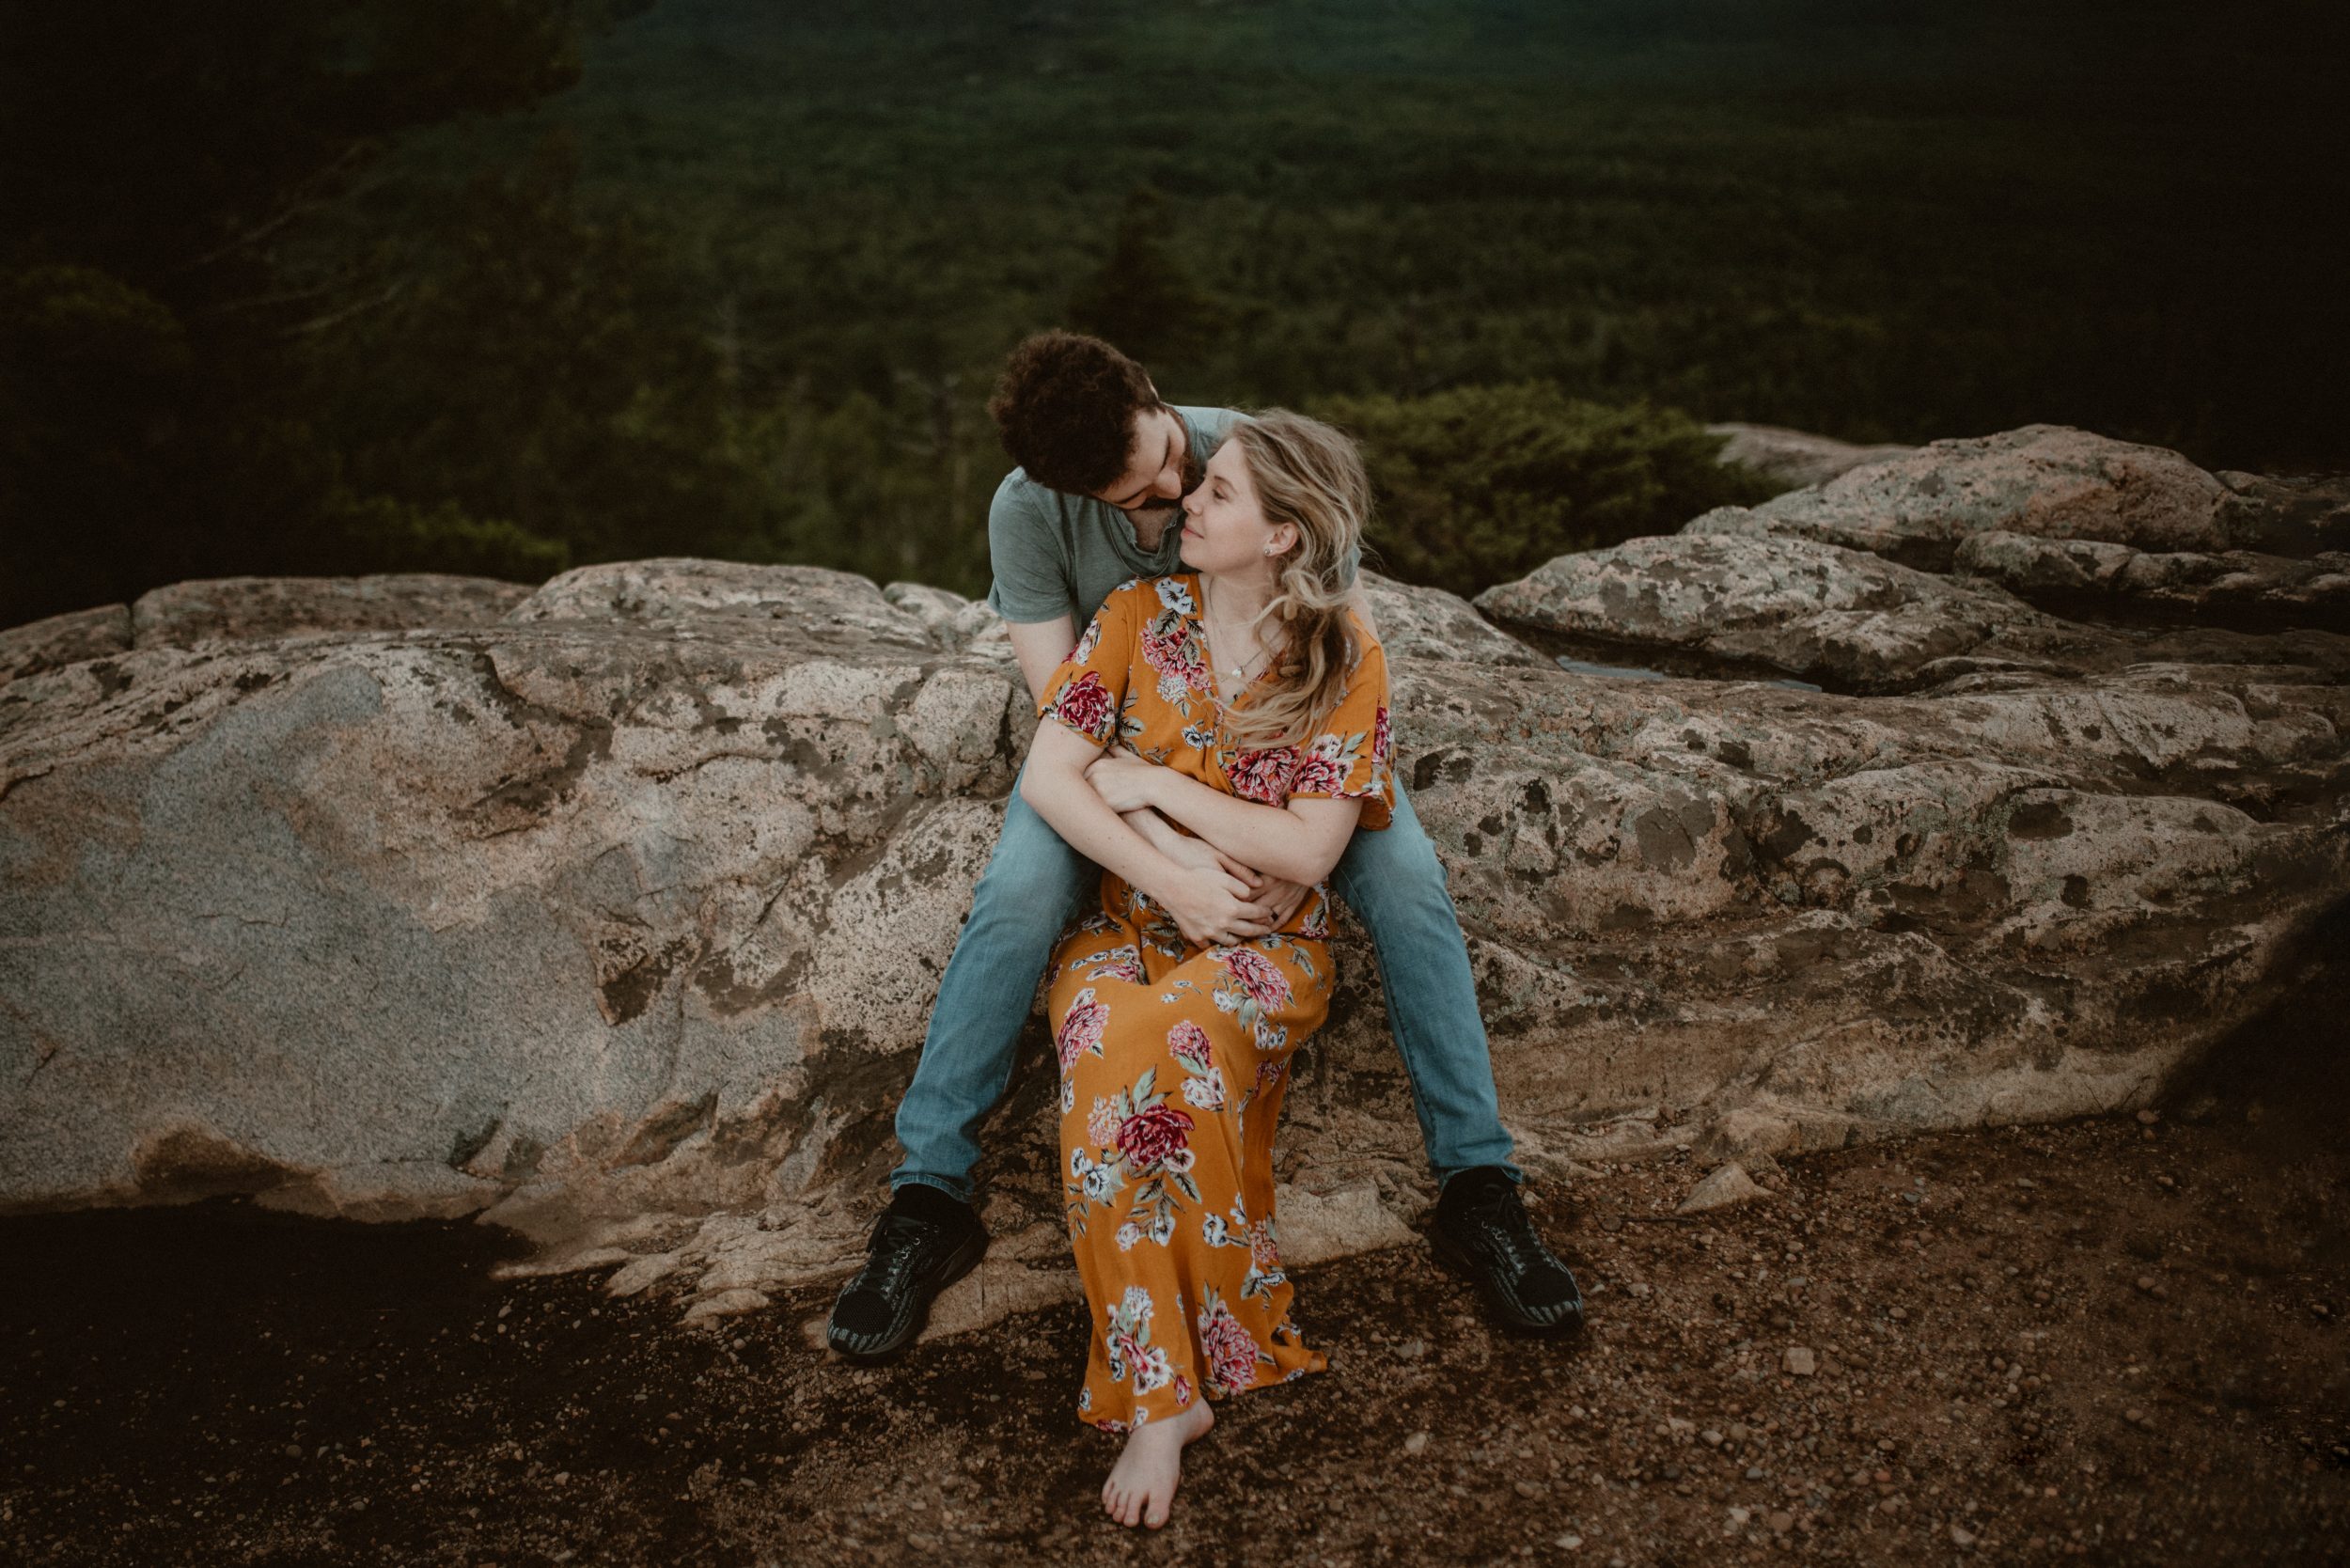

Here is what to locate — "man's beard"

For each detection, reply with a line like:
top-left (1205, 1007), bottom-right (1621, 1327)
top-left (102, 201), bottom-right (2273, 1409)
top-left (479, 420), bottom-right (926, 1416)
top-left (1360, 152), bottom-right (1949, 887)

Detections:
top-left (1128, 448), bottom-right (1204, 526)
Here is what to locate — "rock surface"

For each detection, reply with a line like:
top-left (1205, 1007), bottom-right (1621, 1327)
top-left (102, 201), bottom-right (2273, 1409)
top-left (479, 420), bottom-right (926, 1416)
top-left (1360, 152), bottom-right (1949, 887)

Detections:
top-left (1689, 425), bottom-right (2350, 631)
top-left (1952, 530), bottom-right (2350, 632)
top-left (1705, 421), bottom-right (1916, 491)
top-left (5, 431), bottom-right (2348, 1333)
top-left (132, 572), bottom-right (538, 648)
top-left (0, 604), bottom-right (132, 683)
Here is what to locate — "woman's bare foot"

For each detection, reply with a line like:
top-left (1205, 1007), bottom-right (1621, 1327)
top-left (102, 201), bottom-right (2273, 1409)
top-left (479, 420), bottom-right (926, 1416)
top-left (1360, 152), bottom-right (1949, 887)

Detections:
top-left (1101, 1398), bottom-right (1214, 1529)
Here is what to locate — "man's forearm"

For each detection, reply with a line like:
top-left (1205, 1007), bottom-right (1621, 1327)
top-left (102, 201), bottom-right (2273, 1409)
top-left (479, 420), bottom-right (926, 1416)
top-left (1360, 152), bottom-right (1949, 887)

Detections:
top-left (1022, 753), bottom-right (1186, 905)
top-left (1146, 770), bottom-right (1346, 886)
top-left (1122, 805), bottom-right (1197, 861)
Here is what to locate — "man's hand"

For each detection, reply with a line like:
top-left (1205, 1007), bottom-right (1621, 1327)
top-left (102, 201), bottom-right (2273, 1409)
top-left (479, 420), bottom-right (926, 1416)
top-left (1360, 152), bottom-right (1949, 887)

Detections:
top-left (1156, 862), bottom-right (1278, 948)
top-left (1240, 870), bottom-right (1311, 929)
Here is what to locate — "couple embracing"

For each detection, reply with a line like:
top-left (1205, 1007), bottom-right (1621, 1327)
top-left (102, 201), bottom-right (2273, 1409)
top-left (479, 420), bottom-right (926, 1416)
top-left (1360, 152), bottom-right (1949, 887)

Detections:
top-left (825, 331), bottom-right (1583, 1529)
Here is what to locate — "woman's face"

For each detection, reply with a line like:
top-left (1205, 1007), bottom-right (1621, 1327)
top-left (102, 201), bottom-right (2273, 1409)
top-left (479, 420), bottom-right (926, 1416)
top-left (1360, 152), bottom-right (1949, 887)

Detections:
top-left (1178, 440), bottom-right (1295, 579)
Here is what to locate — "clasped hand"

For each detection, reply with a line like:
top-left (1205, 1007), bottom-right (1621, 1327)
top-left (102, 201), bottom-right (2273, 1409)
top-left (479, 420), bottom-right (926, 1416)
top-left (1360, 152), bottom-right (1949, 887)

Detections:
top-left (1087, 744), bottom-right (1311, 946)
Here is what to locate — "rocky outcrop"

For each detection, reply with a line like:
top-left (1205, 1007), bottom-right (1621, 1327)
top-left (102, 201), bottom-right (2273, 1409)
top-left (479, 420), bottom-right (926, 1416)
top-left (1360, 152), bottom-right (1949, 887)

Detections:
top-left (1685, 425), bottom-right (2249, 571)
top-left (4, 434), bottom-right (2347, 1335)
top-left (1689, 425), bottom-right (2350, 633)
top-left (133, 572), bottom-right (537, 648)
top-left (0, 604), bottom-right (132, 683)
top-left (1706, 422), bottom-right (1916, 491)
top-left (1472, 532), bottom-right (2073, 693)
top-left (1952, 532), bottom-right (2350, 631)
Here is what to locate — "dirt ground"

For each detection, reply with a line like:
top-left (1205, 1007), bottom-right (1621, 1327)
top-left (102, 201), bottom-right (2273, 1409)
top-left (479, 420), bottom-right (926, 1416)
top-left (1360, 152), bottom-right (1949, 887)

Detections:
top-left (6, 1040), bottom-right (2345, 1568)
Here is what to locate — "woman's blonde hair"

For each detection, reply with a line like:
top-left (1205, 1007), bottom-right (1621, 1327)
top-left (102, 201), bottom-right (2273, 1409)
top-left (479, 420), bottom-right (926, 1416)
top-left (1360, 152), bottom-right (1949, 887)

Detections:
top-left (1217, 409), bottom-right (1373, 751)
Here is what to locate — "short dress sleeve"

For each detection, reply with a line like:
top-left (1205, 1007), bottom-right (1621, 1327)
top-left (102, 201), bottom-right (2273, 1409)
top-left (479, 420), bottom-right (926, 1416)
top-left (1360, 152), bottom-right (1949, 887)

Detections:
top-left (1283, 615), bottom-right (1395, 831)
top-left (1035, 579), bottom-right (1143, 748)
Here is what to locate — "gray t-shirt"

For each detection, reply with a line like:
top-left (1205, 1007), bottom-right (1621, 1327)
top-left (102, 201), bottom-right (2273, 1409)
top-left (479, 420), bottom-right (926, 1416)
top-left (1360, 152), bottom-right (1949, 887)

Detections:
top-left (984, 404), bottom-right (1359, 631)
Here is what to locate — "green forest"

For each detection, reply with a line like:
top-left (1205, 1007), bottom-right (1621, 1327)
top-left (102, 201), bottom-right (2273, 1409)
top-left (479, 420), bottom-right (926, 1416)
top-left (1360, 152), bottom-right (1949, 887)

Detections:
top-left (5, 0), bottom-right (2342, 629)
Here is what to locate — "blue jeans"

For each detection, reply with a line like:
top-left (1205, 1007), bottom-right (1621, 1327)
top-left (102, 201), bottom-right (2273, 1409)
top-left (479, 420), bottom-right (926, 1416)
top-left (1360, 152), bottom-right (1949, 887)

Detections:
top-left (889, 761), bottom-right (1522, 1204)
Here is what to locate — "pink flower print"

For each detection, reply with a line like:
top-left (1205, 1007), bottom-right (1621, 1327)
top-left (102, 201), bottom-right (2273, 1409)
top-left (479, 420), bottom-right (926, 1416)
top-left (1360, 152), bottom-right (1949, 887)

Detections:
top-left (1249, 1220), bottom-right (1282, 1275)
top-left (1142, 624), bottom-right (1211, 697)
top-left (1225, 745), bottom-right (1300, 804)
top-left (1049, 670), bottom-right (1115, 741)
top-left (1289, 737), bottom-right (1349, 797)
top-left (1182, 1071), bottom-right (1227, 1111)
top-left (1056, 989), bottom-right (1108, 1074)
top-left (1215, 947), bottom-right (1293, 1011)
top-left (1166, 1020), bottom-right (1214, 1070)
top-left (1371, 703), bottom-right (1391, 766)
top-left (1087, 1095), bottom-right (1120, 1148)
top-left (1114, 1103), bottom-right (1196, 1175)
top-left (1197, 1293), bottom-right (1267, 1395)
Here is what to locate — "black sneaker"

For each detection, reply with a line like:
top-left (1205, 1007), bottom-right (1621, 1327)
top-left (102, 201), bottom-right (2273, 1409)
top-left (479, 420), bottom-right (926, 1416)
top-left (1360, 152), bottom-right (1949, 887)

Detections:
top-left (1429, 1172), bottom-right (1585, 1332)
top-left (825, 1189), bottom-right (988, 1363)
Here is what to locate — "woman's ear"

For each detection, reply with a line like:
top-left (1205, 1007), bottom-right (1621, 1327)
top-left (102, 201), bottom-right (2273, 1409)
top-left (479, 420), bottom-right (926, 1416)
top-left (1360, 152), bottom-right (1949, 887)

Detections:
top-left (1266, 521), bottom-right (1300, 558)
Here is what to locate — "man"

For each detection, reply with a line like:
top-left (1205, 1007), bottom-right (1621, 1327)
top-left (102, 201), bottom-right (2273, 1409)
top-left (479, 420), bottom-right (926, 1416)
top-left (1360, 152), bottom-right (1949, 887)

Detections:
top-left (826, 331), bottom-right (1581, 1360)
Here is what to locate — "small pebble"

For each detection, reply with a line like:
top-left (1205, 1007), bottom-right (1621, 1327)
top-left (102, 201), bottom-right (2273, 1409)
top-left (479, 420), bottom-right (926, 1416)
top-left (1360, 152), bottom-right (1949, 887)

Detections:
top-left (1403, 1432), bottom-right (1430, 1455)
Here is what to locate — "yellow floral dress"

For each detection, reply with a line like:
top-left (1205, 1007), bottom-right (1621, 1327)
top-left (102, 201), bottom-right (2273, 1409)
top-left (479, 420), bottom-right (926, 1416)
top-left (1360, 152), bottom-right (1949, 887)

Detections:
top-left (1034, 572), bottom-right (1395, 1434)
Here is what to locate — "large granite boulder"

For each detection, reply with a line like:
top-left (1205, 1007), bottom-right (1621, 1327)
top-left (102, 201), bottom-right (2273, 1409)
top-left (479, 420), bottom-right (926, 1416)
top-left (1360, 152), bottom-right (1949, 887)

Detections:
top-left (1684, 425), bottom-right (2247, 571)
top-left (0, 604), bottom-right (133, 683)
top-left (1952, 531), bottom-right (2350, 632)
top-left (1705, 422), bottom-right (1916, 491)
top-left (1688, 425), bottom-right (2350, 633)
top-left (1470, 531), bottom-right (2107, 693)
top-left (133, 572), bottom-right (538, 647)
top-left (4, 510), bottom-right (2346, 1330)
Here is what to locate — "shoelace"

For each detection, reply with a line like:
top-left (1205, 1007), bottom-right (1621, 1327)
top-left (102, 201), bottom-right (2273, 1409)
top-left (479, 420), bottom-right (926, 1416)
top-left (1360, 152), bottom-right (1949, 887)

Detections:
top-left (1460, 1191), bottom-right (1544, 1277)
top-left (851, 1212), bottom-right (947, 1298)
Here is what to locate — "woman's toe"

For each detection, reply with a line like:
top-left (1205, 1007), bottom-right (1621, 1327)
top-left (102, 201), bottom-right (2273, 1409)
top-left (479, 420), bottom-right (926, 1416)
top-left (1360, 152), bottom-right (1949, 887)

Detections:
top-left (1146, 1490), bottom-right (1173, 1529)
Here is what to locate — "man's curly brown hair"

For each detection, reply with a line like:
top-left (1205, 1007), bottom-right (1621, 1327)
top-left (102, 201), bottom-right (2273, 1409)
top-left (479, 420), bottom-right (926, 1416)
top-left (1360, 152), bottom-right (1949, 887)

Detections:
top-left (986, 330), bottom-right (1166, 495)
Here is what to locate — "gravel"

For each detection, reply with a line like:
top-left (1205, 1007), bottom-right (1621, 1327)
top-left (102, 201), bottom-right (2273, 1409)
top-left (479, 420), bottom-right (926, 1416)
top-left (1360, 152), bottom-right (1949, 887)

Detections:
top-left (1, 1084), bottom-right (2343, 1564)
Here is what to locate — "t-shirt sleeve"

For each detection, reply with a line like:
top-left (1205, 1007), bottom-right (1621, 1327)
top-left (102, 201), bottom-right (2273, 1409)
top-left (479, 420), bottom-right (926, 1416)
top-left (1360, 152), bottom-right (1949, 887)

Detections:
top-left (984, 480), bottom-right (1076, 624)
top-left (1285, 618), bottom-right (1394, 831)
top-left (1034, 581), bottom-right (1140, 748)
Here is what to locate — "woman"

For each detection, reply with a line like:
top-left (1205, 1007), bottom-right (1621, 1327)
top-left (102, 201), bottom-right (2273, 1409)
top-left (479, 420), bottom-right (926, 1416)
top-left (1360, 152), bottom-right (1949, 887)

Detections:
top-left (1018, 409), bottom-right (1392, 1529)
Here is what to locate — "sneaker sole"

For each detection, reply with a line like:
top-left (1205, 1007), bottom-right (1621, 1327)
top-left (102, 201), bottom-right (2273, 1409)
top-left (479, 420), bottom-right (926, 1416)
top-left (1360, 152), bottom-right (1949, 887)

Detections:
top-left (1429, 1224), bottom-right (1587, 1334)
top-left (825, 1227), bottom-right (989, 1365)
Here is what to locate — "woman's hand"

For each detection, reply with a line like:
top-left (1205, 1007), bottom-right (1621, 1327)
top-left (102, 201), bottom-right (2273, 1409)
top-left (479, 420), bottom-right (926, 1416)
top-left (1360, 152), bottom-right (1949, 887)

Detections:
top-left (1154, 862), bottom-right (1279, 949)
top-left (1084, 746), bottom-right (1163, 814)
